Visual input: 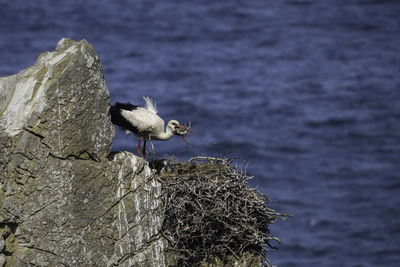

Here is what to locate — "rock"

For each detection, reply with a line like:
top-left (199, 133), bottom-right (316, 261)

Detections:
top-left (0, 237), bottom-right (4, 251)
top-left (0, 38), bottom-right (114, 160)
top-left (0, 39), bottom-right (166, 266)
top-left (0, 254), bottom-right (5, 267)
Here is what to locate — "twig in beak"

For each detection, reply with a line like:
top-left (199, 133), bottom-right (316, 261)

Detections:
top-left (175, 124), bottom-right (193, 135)
top-left (174, 123), bottom-right (193, 145)
top-left (181, 135), bottom-right (190, 144)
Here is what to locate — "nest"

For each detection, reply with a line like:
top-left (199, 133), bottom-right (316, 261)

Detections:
top-left (156, 156), bottom-right (288, 266)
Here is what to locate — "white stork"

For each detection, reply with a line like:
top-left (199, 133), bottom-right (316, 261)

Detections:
top-left (110, 97), bottom-right (191, 159)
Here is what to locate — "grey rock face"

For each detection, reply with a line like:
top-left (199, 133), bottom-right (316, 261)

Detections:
top-left (0, 38), bottom-right (114, 160)
top-left (0, 39), bottom-right (166, 266)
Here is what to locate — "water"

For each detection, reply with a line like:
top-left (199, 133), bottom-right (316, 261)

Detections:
top-left (1, 0), bottom-right (400, 266)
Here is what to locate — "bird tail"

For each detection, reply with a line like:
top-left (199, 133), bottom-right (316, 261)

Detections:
top-left (143, 96), bottom-right (158, 114)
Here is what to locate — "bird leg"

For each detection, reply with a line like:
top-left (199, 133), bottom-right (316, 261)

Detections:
top-left (137, 139), bottom-right (143, 158)
top-left (143, 140), bottom-right (147, 159)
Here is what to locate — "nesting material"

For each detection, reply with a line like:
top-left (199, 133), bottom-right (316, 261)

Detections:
top-left (174, 121), bottom-right (192, 136)
top-left (173, 121), bottom-right (193, 145)
top-left (158, 156), bottom-right (288, 266)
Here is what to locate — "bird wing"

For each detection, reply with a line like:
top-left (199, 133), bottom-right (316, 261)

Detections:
top-left (143, 96), bottom-right (158, 114)
top-left (121, 108), bottom-right (164, 134)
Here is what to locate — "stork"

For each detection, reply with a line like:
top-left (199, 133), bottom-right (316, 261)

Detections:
top-left (110, 97), bottom-right (192, 159)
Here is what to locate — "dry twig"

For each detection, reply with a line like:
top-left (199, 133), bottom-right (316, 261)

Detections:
top-left (155, 157), bottom-right (289, 266)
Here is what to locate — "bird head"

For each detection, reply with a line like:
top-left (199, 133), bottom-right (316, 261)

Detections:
top-left (167, 120), bottom-right (193, 144)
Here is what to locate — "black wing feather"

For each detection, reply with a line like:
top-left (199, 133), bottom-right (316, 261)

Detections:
top-left (110, 102), bottom-right (140, 134)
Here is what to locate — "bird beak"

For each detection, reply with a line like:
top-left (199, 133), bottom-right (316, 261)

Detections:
top-left (176, 124), bottom-right (194, 134)
top-left (174, 124), bottom-right (193, 145)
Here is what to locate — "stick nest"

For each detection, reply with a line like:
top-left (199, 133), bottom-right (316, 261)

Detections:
top-left (156, 156), bottom-right (288, 266)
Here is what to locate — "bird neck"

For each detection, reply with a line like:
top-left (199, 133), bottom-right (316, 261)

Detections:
top-left (153, 127), bottom-right (174, 140)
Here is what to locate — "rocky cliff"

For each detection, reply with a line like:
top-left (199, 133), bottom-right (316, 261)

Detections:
top-left (0, 39), bottom-right (166, 266)
top-left (0, 39), bottom-right (278, 267)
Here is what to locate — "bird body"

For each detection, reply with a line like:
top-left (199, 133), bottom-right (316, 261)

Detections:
top-left (110, 97), bottom-right (191, 158)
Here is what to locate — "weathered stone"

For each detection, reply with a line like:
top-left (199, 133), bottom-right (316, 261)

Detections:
top-left (0, 38), bottom-right (114, 160)
top-left (0, 254), bottom-right (5, 267)
top-left (0, 237), bottom-right (4, 251)
top-left (0, 39), bottom-right (166, 266)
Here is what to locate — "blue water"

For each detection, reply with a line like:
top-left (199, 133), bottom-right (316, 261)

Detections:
top-left (1, 0), bottom-right (400, 266)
